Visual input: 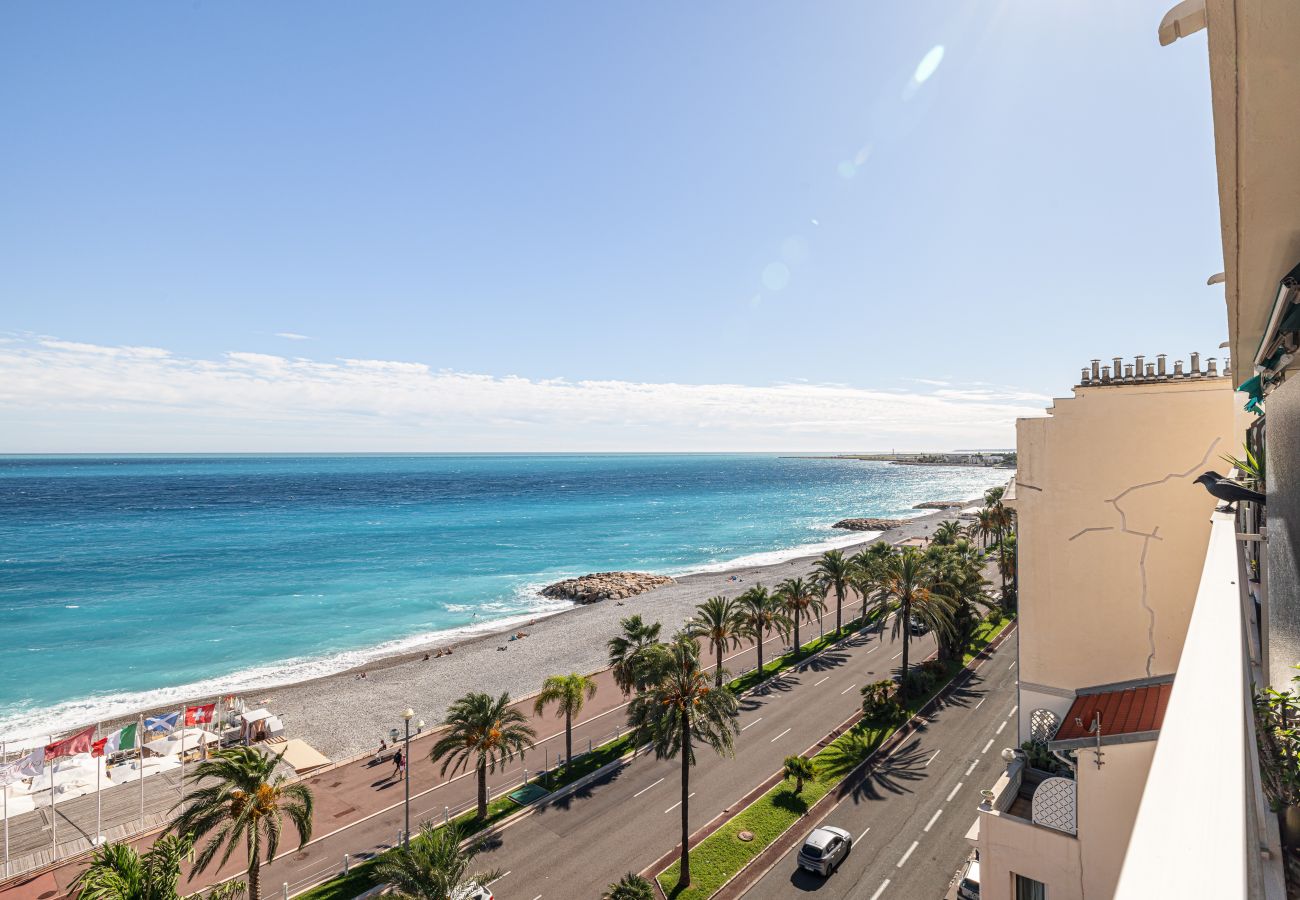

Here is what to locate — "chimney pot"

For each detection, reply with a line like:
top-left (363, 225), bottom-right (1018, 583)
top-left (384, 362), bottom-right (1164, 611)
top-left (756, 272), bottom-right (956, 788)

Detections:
top-left (1174, 360), bottom-right (1184, 376)
top-left (1157, 354), bottom-right (1167, 376)
top-left (1135, 355), bottom-right (1145, 377)
top-left (1207, 358), bottom-right (1218, 376)
top-left (1101, 365), bottom-right (1112, 382)
top-left (1081, 367), bottom-right (1091, 384)
top-left (1146, 363), bottom-right (1155, 377)
top-left (1191, 352), bottom-right (1201, 374)
top-left (1091, 359), bottom-right (1101, 380)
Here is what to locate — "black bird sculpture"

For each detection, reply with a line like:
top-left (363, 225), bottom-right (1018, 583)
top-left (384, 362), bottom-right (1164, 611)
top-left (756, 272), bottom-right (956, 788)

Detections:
top-left (1194, 470), bottom-right (1266, 511)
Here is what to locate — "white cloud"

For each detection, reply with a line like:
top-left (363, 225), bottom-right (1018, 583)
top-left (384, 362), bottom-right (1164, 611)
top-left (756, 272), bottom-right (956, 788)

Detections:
top-left (0, 337), bottom-right (1047, 452)
top-left (274, 332), bottom-right (312, 341)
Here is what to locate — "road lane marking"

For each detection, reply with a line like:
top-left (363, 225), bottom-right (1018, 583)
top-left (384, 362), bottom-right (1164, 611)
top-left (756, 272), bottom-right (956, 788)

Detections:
top-left (1010, 704), bottom-right (1019, 715)
top-left (924, 808), bottom-right (943, 832)
top-left (664, 792), bottom-right (696, 814)
top-left (1009, 661), bottom-right (1017, 669)
top-left (965, 760), bottom-right (978, 776)
top-left (869, 880), bottom-right (890, 900)
top-left (814, 676), bottom-right (829, 687)
top-left (858, 826), bottom-right (871, 842)
top-left (897, 840), bottom-right (919, 867)
top-left (841, 683), bottom-right (857, 695)
top-left (947, 782), bottom-right (963, 802)
top-left (488, 871), bottom-right (511, 884)
top-left (924, 749), bottom-right (941, 767)
top-left (770, 727), bottom-right (792, 743)
top-left (890, 651), bottom-right (903, 660)
top-left (532, 896), bottom-right (542, 900)
top-left (973, 698), bottom-right (986, 710)
top-left (633, 777), bottom-right (665, 798)
top-left (741, 717), bottom-right (763, 732)
top-left (996, 721), bottom-right (1007, 735)
top-left (982, 738), bottom-right (994, 753)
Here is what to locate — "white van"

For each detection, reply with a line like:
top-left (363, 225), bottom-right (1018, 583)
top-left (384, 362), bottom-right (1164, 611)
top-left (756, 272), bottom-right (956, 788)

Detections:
top-left (958, 857), bottom-right (981, 899)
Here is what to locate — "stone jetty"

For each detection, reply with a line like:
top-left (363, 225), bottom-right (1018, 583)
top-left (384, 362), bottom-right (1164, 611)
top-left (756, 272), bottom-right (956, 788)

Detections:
top-left (913, 500), bottom-right (966, 510)
top-left (832, 518), bottom-right (908, 532)
top-left (541, 571), bottom-right (675, 604)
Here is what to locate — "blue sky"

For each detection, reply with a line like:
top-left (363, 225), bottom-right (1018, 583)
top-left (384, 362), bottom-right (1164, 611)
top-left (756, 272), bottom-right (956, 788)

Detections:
top-left (0, 2), bottom-right (1227, 451)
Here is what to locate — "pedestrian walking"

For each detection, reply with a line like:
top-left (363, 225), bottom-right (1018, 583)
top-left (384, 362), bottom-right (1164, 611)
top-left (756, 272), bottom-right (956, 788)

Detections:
top-left (393, 747), bottom-right (404, 780)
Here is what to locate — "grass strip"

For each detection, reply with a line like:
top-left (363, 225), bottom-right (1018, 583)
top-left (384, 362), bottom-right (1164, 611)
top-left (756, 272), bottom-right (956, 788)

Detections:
top-left (657, 613), bottom-right (1012, 900)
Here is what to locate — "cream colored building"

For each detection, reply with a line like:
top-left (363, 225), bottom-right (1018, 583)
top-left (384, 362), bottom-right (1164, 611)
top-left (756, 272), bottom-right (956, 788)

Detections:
top-left (974, 360), bottom-right (1237, 900)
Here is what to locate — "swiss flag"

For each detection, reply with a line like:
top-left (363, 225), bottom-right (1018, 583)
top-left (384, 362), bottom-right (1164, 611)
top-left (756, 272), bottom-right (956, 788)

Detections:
top-left (185, 703), bottom-right (216, 727)
top-left (45, 726), bottom-right (96, 762)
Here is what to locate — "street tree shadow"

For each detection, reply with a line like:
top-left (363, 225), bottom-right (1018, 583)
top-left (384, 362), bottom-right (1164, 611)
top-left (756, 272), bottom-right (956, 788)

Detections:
top-left (849, 738), bottom-right (931, 802)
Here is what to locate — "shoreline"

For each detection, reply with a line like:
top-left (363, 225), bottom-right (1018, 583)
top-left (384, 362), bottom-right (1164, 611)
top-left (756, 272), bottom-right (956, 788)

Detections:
top-left (1, 502), bottom-right (977, 757)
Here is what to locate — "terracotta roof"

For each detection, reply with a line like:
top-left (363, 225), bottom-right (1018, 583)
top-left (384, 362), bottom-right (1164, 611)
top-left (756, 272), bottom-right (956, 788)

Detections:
top-left (1052, 681), bottom-right (1172, 743)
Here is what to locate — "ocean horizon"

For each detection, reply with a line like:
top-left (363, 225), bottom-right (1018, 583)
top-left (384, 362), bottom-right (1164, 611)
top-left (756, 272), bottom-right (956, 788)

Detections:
top-left (0, 453), bottom-right (1010, 741)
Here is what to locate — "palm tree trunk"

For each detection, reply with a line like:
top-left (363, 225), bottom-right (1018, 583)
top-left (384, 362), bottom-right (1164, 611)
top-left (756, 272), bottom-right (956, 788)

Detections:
top-left (793, 616), bottom-right (801, 657)
top-left (678, 721), bottom-right (692, 887)
top-left (565, 710), bottom-right (573, 765)
top-left (715, 640), bottom-right (724, 688)
top-left (756, 625), bottom-right (765, 680)
top-left (900, 601), bottom-right (911, 695)
top-left (248, 856), bottom-right (261, 900)
top-left (477, 758), bottom-right (488, 820)
top-left (835, 586), bottom-right (843, 635)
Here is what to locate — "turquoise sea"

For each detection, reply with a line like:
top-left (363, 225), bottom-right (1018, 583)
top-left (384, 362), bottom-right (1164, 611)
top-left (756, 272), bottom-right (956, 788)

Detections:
top-left (0, 454), bottom-right (1009, 740)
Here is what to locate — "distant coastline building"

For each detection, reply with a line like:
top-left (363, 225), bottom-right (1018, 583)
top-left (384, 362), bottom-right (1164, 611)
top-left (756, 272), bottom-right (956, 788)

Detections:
top-left (971, 2), bottom-right (1300, 896)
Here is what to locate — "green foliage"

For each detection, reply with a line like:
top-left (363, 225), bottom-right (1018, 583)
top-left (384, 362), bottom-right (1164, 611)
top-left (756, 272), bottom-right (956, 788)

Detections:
top-left (602, 872), bottom-right (656, 900)
top-left (72, 834), bottom-right (247, 900)
top-left (371, 823), bottom-right (499, 900)
top-left (430, 692), bottom-right (537, 820)
top-left (1222, 444), bottom-right (1265, 488)
top-left (1020, 740), bottom-right (1070, 777)
top-left (860, 679), bottom-right (905, 726)
top-left (781, 755), bottom-right (817, 794)
top-left (686, 595), bottom-right (745, 687)
top-left (1255, 684), bottom-right (1300, 811)
top-left (608, 614), bottom-right (665, 695)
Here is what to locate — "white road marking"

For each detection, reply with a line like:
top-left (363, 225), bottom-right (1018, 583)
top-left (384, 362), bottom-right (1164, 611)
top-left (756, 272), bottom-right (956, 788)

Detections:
top-left (770, 727), bottom-right (792, 743)
top-left (858, 825), bottom-right (872, 842)
top-left (1009, 661), bottom-right (1017, 669)
top-left (1010, 704), bottom-right (1019, 715)
top-left (531, 896), bottom-right (542, 900)
top-left (965, 760), bottom-right (978, 776)
top-left (981, 738), bottom-right (994, 753)
top-left (741, 717), bottom-right (763, 732)
top-left (947, 782), bottom-right (963, 802)
top-left (897, 840), bottom-right (919, 867)
top-left (924, 749), bottom-right (941, 767)
top-left (869, 880), bottom-right (891, 900)
top-left (924, 808), bottom-right (943, 832)
top-left (841, 684), bottom-right (857, 695)
top-left (996, 720), bottom-right (1007, 735)
top-left (973, 698), bottom-right (986, 710)
top-left (664, 792), bottom-right (696, 814)
top-left (488, 871), bottom-right (511, 884)
top-left (890, 651), bottom-right (903, 660)
top-left (633, 777), bottom-right (665, 798)
top-left (814, 676), bottom-right (830, 687)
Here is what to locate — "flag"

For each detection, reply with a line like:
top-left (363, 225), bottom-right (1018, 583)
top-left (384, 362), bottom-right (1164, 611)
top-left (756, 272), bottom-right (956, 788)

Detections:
top-left (145, 712), bottom-right (179, 734)
top-left (92, 723), bottom-right (138, 758)
top-left (185, 703), bottom-right (216, 727)
top-left (0, 750), bottom-right (42, 786)
top-left (45, 726), bottom-right (95, 762)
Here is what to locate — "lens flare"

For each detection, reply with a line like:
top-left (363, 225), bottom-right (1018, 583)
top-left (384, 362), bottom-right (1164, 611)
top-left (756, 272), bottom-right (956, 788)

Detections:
top-left (913, 45), bottom-right (945, 84)
top-left (761, 262), bottom-right (790, 291)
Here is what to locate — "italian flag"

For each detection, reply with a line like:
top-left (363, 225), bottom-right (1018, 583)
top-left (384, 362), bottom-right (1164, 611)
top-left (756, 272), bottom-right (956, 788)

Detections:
top-left (92, 723), bottom-right (138, 758)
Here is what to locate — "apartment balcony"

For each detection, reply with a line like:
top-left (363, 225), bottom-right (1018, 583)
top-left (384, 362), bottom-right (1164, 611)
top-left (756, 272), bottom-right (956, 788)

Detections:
top-left (1113, 511), bottom-right (1285, 899)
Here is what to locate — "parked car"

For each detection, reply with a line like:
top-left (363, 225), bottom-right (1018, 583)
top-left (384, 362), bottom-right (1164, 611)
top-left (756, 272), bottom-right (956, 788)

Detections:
top-left (957, 856), bottom-right (981, 899)
top-left (909, 615), bottom-right (929, 635)
top-left (796, 825), bottom-right (853, 876)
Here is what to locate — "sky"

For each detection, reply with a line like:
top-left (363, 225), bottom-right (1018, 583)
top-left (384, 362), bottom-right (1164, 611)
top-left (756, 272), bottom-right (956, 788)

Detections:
top-left (0, 1), bottom-right (1228, 452)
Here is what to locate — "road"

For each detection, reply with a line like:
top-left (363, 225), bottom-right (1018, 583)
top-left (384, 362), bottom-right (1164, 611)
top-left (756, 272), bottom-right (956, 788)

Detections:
top-left (739, 632), bottom-right (1019, 900)
top-left (474, 624), bottom-right (940, 899)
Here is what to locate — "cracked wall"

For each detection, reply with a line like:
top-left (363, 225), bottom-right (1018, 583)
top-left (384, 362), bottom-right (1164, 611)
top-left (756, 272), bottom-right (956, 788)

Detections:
top-left (1014, 377), bottom-right (1235, 696)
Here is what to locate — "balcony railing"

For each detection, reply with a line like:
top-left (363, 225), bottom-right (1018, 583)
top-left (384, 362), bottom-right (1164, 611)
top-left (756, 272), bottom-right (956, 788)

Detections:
top-left (1113, 512), bottom-right (1285, 899)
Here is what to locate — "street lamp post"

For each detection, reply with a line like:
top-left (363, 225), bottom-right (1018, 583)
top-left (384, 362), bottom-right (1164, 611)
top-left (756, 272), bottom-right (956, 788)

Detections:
top-left (401, 708), bottom-right (414, 848)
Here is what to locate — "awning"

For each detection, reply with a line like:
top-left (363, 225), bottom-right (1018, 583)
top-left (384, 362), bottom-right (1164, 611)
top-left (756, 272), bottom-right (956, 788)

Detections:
top-left (1049, 678), bottom-right (1172, 751)
top-left (268, 739), bottom-right (331, 774)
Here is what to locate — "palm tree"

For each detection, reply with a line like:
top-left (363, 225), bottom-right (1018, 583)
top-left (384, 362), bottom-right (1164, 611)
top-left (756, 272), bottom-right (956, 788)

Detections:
top-left (850, 544), bottom-right (894, 628)
top-left (607, 614), bottom-right (663, 695)
top-left (775, 577), bottom-right (825, 657)
top-left (812, 549), bottom-right (855, 635)
top-left (602, 872), bottom-right (656, 900)
top-left (973, 507), bottom-right (997, 548)
top-left (72, 834), bottom-right (246, 900)
top-left (879, 548), bottom-right (957, 695)
top-left (782, 755), bottom-right (817, 795)
top-left (735, 585), bottom-right (790, 682)
top-left (371, 822), bottom-right (500, 900)
top-left (926, 542), bottom-right (993, 660)
top-left (685, 595), bottom-right (744, 688)
top-left (169, 747), bottom-right (312, 900)
top-left (997, 532), bottom-right (1018, 608)
top-left (932, 520), bottom-right (962, 546)
top-left (534, 673), bottom-right (597, 765)
top-left (430, 692), bottom-right (537, 820)
top-left (628, 634), bottom-right (738, 888)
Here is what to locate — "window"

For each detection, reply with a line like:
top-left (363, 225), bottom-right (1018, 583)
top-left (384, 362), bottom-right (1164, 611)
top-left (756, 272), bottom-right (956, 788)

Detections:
top-left (1014, 874), bottom-right (1046, 900)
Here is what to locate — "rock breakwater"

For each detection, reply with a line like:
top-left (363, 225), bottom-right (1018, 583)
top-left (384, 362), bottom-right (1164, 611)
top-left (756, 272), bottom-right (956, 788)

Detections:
top-left (832, 518), bottom-right (908, 532)
top-left (541, 571), bottom-right (675, 604)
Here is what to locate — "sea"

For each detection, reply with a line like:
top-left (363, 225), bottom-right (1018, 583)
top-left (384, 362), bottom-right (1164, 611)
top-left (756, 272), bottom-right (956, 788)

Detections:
top-left (0, 454), bottom-right (1010, 741)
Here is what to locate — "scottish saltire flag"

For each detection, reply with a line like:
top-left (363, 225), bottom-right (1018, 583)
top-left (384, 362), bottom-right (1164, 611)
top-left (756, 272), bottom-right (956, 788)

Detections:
top-left (92, 722), bottom-right (139, 757)
top-left (145, 712), bottom-right (179, 733)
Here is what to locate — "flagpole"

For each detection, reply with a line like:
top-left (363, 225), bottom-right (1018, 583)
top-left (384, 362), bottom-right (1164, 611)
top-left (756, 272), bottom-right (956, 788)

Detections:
top-left (94, 721), bottom-right (102, 846)
top-left (48, 734), bottom-right (56, 862)
top-left (138, 715), bottom-right (145, 829)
